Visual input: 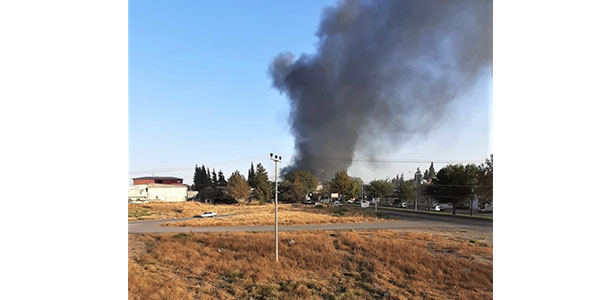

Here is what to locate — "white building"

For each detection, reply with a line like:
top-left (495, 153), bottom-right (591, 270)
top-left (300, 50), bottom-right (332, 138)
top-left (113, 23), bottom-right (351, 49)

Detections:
top-left (128, 183), bottom-right (188, 203)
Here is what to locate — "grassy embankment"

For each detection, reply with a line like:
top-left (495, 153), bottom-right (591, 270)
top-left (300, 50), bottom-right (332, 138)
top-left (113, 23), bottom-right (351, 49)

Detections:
top-left (129, 202), bottom-right (382, 227)
top-left (129, 230), bottom-right (492, 300)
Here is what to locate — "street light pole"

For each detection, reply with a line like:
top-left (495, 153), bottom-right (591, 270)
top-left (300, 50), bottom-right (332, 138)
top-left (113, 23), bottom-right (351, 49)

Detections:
top-left (270, 153), bottom-right (282, 262)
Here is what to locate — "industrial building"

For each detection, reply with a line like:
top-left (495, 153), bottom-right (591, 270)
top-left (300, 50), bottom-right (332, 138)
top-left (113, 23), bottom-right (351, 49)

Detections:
top-left (129, 176), bottom-right (188, 203)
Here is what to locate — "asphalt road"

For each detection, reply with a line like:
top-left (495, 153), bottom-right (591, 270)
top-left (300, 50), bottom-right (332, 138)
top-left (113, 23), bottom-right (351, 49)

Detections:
top-left (128, 212), bottom-right (492, 234)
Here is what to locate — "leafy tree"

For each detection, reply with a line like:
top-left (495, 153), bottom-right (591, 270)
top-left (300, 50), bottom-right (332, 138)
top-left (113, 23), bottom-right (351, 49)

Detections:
top-left (253, 163), bottom-right (271, 204)
top-left (226, 171), bottom-right (250, 204)
top-left (280, 170), bottom-right (318, 203)
top-left (217, 170), bottom-right (227, 186)
top-left (319, 180), bottom-right (331, 199)
top-left (476, 154), bottom-right (493, 206)
top-left (247, 162), bottom-right (257, 188)
top-left (397, 181), bottom-right (416, 203)
top-left (199, 186), bottom-right (219, 202)
top-left (424, 164), bottom-right (478, 215)
top-left (330, 170), bottom-right (353, 200)
top-left (366, 179), bottom-right (394, 199)
top-left (350, 178), bottom-right (363, 200)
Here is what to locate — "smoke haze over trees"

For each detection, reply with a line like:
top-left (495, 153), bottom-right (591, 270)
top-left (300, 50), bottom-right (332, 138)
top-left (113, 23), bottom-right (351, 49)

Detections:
top-left (269, 0), bottom-right (492, 179)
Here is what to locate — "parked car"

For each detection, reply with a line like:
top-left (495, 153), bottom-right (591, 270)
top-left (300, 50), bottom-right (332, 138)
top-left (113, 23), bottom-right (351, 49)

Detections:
top-left (394, 202), bottom-right (407, 208)
top-left (333, 201), bottom-right (343, 207)
top-left (430, 205), bottom-right (444, 212)
top-left (479, 203), bottom-right (493, 213)
top-left (439, 203), bottom-right (453, 210)
top-left (195, 211), bottom-right (216, 218)
top-left (304, 199), bottom-right (315, 205)
top-left (346, 199), bottom-right (354, 204)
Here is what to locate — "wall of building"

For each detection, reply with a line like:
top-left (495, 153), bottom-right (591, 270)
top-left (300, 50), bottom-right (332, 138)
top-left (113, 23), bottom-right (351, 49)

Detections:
top-left (128, 184), bottom-right (187, 203)
top-left (147, 185), bottom-right (187, 202)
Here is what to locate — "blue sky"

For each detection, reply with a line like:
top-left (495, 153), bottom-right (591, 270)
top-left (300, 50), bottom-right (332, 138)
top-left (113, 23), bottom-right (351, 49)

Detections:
top-left (129, 0), bottom-right (492, 184)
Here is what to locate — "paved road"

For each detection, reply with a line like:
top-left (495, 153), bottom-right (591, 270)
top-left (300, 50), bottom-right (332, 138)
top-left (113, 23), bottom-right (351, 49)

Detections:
top-left (129, 213), bottom-right (492, 234)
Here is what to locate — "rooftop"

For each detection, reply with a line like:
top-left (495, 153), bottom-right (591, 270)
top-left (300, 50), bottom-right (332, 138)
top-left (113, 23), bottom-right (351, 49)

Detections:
top-left (132, 176), bottom-right (183, 180)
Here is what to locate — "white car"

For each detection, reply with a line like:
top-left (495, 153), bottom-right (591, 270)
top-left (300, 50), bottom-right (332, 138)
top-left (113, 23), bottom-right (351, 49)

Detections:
top-left (479, 203), bottom-right (493, 213)
top-left (195, 211), bottom-right (216, 218)
top-left (431, 205), bottom-right (443, 212)
top-left (346, 199), bottom-right (354, 204)
top-left (333, 201), bottom-right (343, 207)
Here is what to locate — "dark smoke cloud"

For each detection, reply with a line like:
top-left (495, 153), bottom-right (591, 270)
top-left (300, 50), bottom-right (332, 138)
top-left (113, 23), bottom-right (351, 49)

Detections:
top-left (269, 0), bottom-right (492, 180)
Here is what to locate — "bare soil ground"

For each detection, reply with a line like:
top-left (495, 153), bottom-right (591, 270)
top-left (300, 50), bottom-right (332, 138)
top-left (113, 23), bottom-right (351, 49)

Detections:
top-left (128, 230), bottom-right (492, 300)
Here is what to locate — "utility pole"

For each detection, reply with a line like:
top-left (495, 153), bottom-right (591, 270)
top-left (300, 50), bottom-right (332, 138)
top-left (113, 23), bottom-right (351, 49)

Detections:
top-left (269, 153), bottom-right (282, 262)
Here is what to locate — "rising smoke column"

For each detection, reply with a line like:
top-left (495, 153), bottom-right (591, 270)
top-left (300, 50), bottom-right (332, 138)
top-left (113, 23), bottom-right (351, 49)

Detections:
top-left (270, 0), bottom-right (492, 179)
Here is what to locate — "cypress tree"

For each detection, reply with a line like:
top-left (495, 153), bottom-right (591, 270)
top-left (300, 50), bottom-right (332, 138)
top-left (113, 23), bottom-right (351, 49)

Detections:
top-left (192, 164), bottom-right (200, 191)
top-left (428, 162), bottom-right (436, 179)
top-left (218, 169), bottom-right (227, 186)
top-left (248, 162), bottom-right (256, 188)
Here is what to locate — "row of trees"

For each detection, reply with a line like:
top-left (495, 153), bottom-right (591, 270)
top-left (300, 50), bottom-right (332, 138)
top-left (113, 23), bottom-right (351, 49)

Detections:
top-left (191, 154), bottom-right (493, 210)
top-left (192, 165), bottom-right (228, 201)
top-left (425, 154), bottom-right (493, 215)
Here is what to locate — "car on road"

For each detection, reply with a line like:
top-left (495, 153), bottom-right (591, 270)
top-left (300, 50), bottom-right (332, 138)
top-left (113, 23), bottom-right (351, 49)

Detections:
top-left (333, 201), bottom-right (343, 207)
top-left (194, 211), bottom-right (217, 218)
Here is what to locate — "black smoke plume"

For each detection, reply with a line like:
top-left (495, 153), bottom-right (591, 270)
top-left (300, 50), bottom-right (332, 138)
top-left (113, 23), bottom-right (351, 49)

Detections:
top-left (270, 0), bottom-right (492, 179)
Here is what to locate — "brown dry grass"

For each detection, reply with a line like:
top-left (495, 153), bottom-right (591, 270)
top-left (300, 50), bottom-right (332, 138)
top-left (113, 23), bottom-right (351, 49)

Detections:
top-left (129, 202), bottom-right (381, 227)
top-left (129, 230), bottom-right (492, 300)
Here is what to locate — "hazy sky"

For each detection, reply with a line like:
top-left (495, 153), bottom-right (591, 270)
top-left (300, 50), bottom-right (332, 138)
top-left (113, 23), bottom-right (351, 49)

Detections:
top-left (129, 0), bottom-right (492, 184)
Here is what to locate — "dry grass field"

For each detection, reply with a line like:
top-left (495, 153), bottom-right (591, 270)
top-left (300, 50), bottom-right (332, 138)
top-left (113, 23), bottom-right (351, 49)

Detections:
top-left (129, 202), bottom-right (381, 227)
top-left (129, 230), bottom-right (492, 300)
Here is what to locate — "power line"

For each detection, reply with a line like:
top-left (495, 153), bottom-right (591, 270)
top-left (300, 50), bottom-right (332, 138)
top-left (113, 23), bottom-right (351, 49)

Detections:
top-left (129, 154), bottom-right (487, 175)
top-left (129, 155), bottom-right (265, 174)
top-left (301, 155), bottom-right (486, 164)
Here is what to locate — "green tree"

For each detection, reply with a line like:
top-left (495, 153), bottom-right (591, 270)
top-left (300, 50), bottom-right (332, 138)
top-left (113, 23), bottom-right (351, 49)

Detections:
top-left (397, 181), bottom-right (416, 204)
top-left (247, 162), bottom-right (257, 188)
top-left (366, 179), bottom-right (395, 199)
top-left (280, 170), bottom-right (318, 203)
top-left (211, 169), bottom-right (218, 185)
top-left (350, 178), bottom-right (363, 200)
top-left (428, 162), bottom-right (436, 180)
top-left (330, 170), bottom-right (353, 200)
top-left (217, 170), bottom-right (227, 186)
top-left (425, 164), bottom-right (478, 215)
top-left (199, 186), bottom-right (219, 202)
top-left (253, 163), bottom-right (271, 204)
top-left (226, 171), bottom-right (250, 204)
top-left (203, 165), bottom-right (211, 187)
top-left (319, 180), bottom-right (331, 199)
top-left (476, 154), bottom-right (493, 206)
top-left (192, 165), bottom-right (201, 192)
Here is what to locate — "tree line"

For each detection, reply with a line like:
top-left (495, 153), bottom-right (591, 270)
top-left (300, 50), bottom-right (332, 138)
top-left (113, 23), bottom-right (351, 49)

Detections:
top-left (190, 154), bottom-right (493, 211)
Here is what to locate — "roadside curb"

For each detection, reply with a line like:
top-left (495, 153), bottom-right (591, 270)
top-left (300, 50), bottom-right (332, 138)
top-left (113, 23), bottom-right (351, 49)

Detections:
top-left (373, 207), bottom-right (493, 222)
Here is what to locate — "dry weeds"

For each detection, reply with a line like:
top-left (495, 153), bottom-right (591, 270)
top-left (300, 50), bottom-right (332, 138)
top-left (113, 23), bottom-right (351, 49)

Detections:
top-left (129, 202), bottom-right (381, 227)
top-left (129, 230), bottom-right (492, 300)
